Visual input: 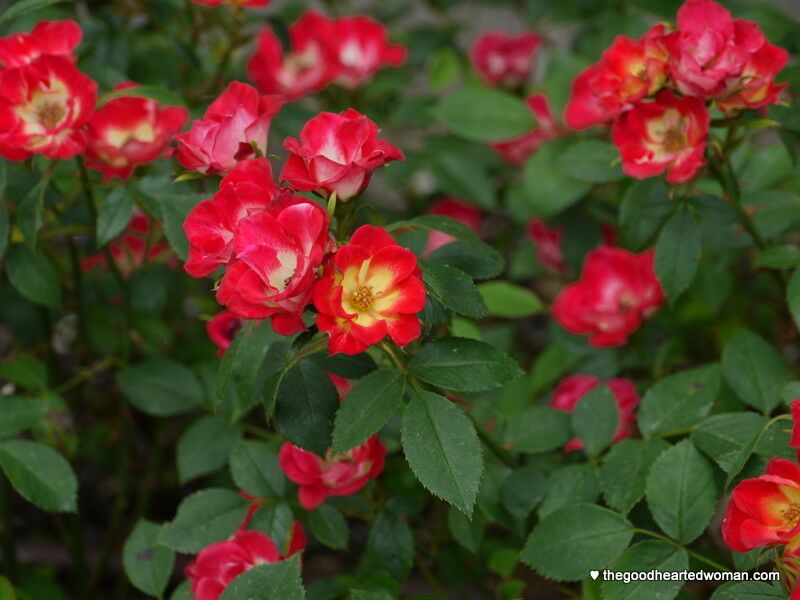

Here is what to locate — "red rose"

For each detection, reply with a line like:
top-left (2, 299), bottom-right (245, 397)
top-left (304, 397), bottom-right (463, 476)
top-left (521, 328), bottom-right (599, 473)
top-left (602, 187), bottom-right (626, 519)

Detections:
top-left (82, 213), bottom-right (170, 278)
top-left (247, 12), bottom-right (338, 100)
top-left (664, 0), bottom-right (786, 103)
top-left (424, 199), bottom-right (482, 256)
top-left (551, 246), bottom-right (663, 347)
top-left (0, 20), bottom-right (82, 72)
top-left (313, 225), bottom-right (426, 355)
top-left (0, 55), bottom-right (96, 160)
top-left (471, 31), bottom-right (542, 88)
top-left (611, 90), bottom-right (709, 184)
top-left (722, 458), bottom-right (800, 556)
top-left (327, 15), bottom-right (407, 89)
top-left (175, 81), bottom-right (284, 175)
top-left (281, 108), bottom-right (404, 201)
top-left (550, 375), bottom-right (640, 452)
top-left (84, 83), bottom-right (188, 181)
top-left (564, 25), bottom-right (668, 130)
top-left (186, 526), bottom-right (304, 600)
top-left (491, 94), bottom-right (559, 166)
top-left (206, 311), bottom-right (245, 356)
top-left (527, 218), bottom-right (567, 275)
top-left (279, 436), bottom-right (386, 510)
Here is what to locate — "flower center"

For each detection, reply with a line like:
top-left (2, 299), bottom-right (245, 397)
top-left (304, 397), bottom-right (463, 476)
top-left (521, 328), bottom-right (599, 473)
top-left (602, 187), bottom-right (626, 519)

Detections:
top-left (37, 101), bottom-right (66, 129)
top-left (351, 285), bottom-right (375, 311)
top-left (783, 503), bottom-right (800, 528)
top-left (662, 127), bottom-right (685, 153)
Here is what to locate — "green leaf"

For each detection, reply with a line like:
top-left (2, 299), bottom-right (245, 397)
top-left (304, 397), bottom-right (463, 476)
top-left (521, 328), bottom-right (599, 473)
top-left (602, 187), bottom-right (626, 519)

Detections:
top-left (722, 329), bottom-right (789, 413)
top-left (709, 581), bottom-right (785, 600)
top-left (308, 504), bottom-right (349, 550)
top-left (637, 364), bottom-right (720, 436)
top-left (0, 354), bottom-right (47, 390)
top-left (503, 406), bottom-right (571, 454)
top-left (98, 85), bottom-right (185, 108)
top-left (600, 541), bottom-right (688, 600)
top-left (435, 87), bottom-right (535, 142)
top-left (177, 416), bottom-right (242, 484)
top-left (401, 391), bottom-right (483, 514)
top-left (447, 506), bottom-right (485, 553)
top-left (521, 504), bottom-right (633, 582)
top-left (332, 368), bottom-right (405, 454)
top-left (361, 510), bottom-right (414, 581)
top-left (427, 239), bottom-right (504, 280)
top-left (429, 151), bottom-right (496, 209)
top-left (5, 245), bottom-right (61, 308)
top-left (389, 214), bottom-right (482, 244)
top-left (571, 385), bottom-right (619, 457)
top-left (654, 206), bottom-right (702, 301)
top-left (248, 502), bottom-right (296, 555)
top-left (0, 0), bottom-right (67, 26)
top-left (117, 357), bottom-right (204, 416)
top-left (159, 489), bottom-right (248, 554)
top-left (409, 338), bottom-right (521, 393)
top-left (522, 143), bottom-right (591, 219)
top-left (538, 464), bottom-right (599, 518)
top-left (501, 466), bottom-right (549, 521)
top-left (477, 281), bottom-right (543, 318)
top-left (420, 263), bottom-right (487, 319)
top-left (275, 361), bottom-right (339, 456)
top-left (619, 179), bottom-right (673, 251)
top-left (645, 440), bottom-right (717, 544)
top-left (0, 396), bottom-right (46, 439)
top-left (96, 187), bottom-right (135, 247)
top-left (16, 176), bottom-right (49, 247)
top-left (788, 269), bottom-right (800, 331)
top-left (0, 440), bottom-right (77, 512)
top-left (229, 440), bottom-right (286, 499)
top-left (219, 554), bottom-right (305, 600)
top-left (123, 520), bottom-right (174, 598)
top-left (755, 245), bottom-right (800, 269)
top-left (556, 140), bottom-right (623, 183)
top-left (601, 438), bottom-right (670, 515)
top-left (0, 202), bottom-right (9, 261)
top-left (691, 412), bottom-right (767, 473)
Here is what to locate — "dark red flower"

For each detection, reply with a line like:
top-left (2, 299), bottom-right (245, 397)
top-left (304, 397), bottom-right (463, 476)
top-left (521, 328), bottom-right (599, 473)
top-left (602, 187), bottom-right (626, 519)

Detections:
top-left (471, 31), bottom-right (542, 88)
top-left (206, 311), bottom-right (245, 356)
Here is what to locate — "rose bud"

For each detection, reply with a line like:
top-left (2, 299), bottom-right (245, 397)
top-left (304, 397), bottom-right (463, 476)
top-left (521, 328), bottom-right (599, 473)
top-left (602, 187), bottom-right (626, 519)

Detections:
top-left (82, 213), bottom-right (169, 278)
top-left (527, 219), bottom-right (567, 275)
top-left (424, 198), bottom-right (482, 256)
top-left (183, 158), bottom-right (288, 278)
top-left (175, 81), bottom-right (284, 175)
top-left (206, 311), bottom-right (245, 356)
top-left (186, 527), bottom-right (305, 600)
top-left (84, 83), bottom-right (188, 181)
top-left (611, 90), bottom-right (709, 184)
top-left (491, 94), bottom-right (560, 166)
top-left (564, 25), bottom-right (669, 130)
top-left (0, 55), bottom-right (96, 160)
top-left (247, 12), bottom-right (338, 100)
top-left (551, 246), bottom-right (663, 347)
top-left (279, 436), bottom-right (386, 510)
top-left (281, 108), bottom-right (403, 201)
top-left (471, 31), bottom-right (542, 88)
top-left (722, 459), bottom-right (800, 557)
top-left (550, 375), bottom-right (639, 451)
top-left (327, 15), bottom-right (407, 89)
top-left (0, 20), bottom-right (82, 72)
top-left (663, 0), bottom-right (783, 100)
top-left (313, 225), bottom-right (426, 355)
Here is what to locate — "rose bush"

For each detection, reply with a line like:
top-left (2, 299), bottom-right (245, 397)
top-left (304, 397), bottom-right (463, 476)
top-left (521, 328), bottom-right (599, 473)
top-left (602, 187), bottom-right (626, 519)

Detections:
top-left (0, 0), bottom-right (800, 599)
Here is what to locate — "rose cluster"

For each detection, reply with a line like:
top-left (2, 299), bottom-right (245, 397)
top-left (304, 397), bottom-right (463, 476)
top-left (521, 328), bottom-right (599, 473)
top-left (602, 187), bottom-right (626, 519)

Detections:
top-left (0, 20), bottom-right (188, 180)
top-left (565, 0), bottom-right (788, 183)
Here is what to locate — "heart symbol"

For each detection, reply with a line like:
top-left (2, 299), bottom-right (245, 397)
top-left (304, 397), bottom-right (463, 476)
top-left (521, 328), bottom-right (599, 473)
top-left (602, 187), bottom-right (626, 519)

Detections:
top-left (590, 570), bottom-right (599, 580)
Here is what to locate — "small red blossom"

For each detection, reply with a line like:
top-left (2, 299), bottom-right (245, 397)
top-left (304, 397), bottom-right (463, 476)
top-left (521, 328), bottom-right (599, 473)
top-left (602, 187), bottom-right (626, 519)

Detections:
top-left (0, 55), bottom-right (96, 160)
top-left (550, 375), bottom-right (640, 451)
top-left (722, 458), bottom-right (800, 557)
top-left (551, 246), bottom-right (663, 347)
top-left (611, 90), bottom-right (709, 184)
top-left (279, 436), bottom-right (386, 510)
top-left (564, 25), bottom-right (669, 130)
top-left (281, 108), bottom-right (404, 201)
top-left (84, 83), bottom-right (188, 180)
top-left (328, 372), bottom-right (353, 400)
top-left (174, 81), bottom-right (284, 175)
top-left (313, 225), bottom-right (426, 355)
top-left (527, 218), bottom-right (567, 275)
top-left (491, 94), bottom-right (559, 166)
top-left (0, 20), bottom-right (82, 72)
top-left (82, 213), bottom-right (170, 278)
top-left (206, 311), bottom-right (245, 356)
top-left (186, 526), bottom-right (304, 600)
top-left (471, 31), bottom-right (542, 88)
top-left (425, 199), bottom-right (482, 256)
